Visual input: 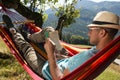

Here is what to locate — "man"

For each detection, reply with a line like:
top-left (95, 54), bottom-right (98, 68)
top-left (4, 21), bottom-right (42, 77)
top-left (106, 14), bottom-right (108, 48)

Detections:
top-left (43, 11), bottom-right (120, 80)
top-left (2, 11), bottom-right (120, 80)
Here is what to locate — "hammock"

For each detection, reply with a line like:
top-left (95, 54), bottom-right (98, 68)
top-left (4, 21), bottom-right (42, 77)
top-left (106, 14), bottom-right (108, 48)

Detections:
top-left (17, 23), bottom-right (120, 80)
top-left (0, 5), bottom-right (120, 80)
top-left (1, 22), bottom-right (120, 80)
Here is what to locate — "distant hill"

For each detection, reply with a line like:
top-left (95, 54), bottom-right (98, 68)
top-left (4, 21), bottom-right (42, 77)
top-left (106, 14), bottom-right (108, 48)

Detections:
top-left (44, 0), bottom-right (120, 38)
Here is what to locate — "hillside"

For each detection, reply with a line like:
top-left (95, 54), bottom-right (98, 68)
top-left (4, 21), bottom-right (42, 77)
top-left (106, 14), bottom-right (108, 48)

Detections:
top-left (44, 0), bottom-right (120, 38)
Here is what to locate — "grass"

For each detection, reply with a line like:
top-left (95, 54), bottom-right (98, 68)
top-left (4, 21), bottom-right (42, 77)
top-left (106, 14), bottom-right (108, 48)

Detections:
top-left (0, 37), bottom-right (32, 80)
top-left (0, 53), bottom-right (32, 80)
top-left (0, 52), bottom-right (32, 80)
top-left (0, 37), bottom-right (120, 80)
top-left (95, 64), bottom-right (120, 80)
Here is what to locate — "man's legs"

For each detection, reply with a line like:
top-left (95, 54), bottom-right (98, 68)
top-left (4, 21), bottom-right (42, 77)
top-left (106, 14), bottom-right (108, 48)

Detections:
top-left (2, 15), bottom-right (46, 76)
top-left (10, 28), bottom-right (46, 76)
top-left (28, 26), bottom-right (55, 43)
top-left (27, 27), bottom-right (69, 57)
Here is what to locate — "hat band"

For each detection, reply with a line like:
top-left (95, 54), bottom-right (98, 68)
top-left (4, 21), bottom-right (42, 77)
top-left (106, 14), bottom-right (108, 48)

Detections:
top-left (92, 21), bottom-right (118, 25)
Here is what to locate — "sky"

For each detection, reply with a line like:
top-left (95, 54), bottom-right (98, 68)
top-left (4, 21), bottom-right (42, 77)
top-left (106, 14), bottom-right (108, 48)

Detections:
top-left (90, 0), bottom-right (120, 2)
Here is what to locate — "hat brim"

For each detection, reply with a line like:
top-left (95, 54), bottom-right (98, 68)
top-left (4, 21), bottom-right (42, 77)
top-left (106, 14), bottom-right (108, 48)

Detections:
top-left (87, 24), bottom-right (120, 30)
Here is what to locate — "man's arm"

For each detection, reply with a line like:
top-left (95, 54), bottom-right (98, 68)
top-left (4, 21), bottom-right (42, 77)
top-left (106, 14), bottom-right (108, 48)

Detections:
top-left (44, 38), bottom-right (63, 80)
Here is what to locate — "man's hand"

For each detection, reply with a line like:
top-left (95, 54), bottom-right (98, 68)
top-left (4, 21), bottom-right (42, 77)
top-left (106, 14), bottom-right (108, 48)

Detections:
top-left (44, 38), bottom-right (63, 80)
top-left (44, 38), bottom-right (56, 55)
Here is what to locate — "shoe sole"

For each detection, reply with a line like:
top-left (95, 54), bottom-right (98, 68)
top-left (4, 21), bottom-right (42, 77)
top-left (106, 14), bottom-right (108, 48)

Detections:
top-left (2, 15), bottom-right (14, 28)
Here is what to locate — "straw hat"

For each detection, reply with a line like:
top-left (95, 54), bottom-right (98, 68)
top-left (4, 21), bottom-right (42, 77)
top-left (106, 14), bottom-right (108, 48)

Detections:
top-left (88, 11), bottom-right (120, 30)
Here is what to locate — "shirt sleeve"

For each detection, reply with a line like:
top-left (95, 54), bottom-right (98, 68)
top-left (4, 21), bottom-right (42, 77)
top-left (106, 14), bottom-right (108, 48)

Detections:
top-left (67, 46), bottom-right (97, 72)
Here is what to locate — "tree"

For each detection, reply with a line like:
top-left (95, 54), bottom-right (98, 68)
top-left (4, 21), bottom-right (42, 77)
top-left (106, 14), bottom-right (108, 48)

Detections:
top-left (1, 0), bottom-right (59, 28)
top-left (1, 0), bottom-right (80, 40)
top-left (53, 0), bottom-right (80, 39)
top-left (70, 35), bottom-right (89, 44)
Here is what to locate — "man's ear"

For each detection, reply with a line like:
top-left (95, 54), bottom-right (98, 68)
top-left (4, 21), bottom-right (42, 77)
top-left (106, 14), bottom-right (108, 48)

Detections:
top-left (99, 29), bottom-right (106, 37)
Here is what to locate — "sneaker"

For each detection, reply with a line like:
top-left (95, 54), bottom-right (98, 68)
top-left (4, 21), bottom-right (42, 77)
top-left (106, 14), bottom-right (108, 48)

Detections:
top-left (60, 48), bottom-right (69, 55)
top-left (2, 15), bottom-right (14, 29)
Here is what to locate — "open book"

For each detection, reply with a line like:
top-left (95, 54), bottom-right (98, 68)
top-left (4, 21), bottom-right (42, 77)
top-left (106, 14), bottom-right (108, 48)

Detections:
top-left (49, 31), bottom-right (63, 51)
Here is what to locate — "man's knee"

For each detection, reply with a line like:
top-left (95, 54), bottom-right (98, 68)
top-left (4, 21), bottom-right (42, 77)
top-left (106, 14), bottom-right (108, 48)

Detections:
top-left (44, 26), bottom-right (55, 32)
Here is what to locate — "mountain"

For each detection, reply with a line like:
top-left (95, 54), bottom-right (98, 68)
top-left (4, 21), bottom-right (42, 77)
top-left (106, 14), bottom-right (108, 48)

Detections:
top-left (44, 0), bottom-right (120, 38)
top-left (77, 0), bottom-right (120, 15)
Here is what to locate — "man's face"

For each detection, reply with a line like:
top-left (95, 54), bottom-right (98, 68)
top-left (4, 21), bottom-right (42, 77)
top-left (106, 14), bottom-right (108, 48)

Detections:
top-left (87, 27), bottom-right (101, 45)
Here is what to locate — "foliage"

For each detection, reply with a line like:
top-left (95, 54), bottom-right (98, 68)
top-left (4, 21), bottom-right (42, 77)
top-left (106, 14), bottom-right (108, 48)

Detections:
top-left (70, 35), bottom-right (88, 44)
top-left (48, 0), bottom-right (81, 39)
top-left (21, 0), bottom-right (59, 22)
top-left (54, 0), bottom-right (80, 27)
top-left (22, 0), bottom-right (58, 12)
top-left (62, 33), bottom-right (89, 45)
